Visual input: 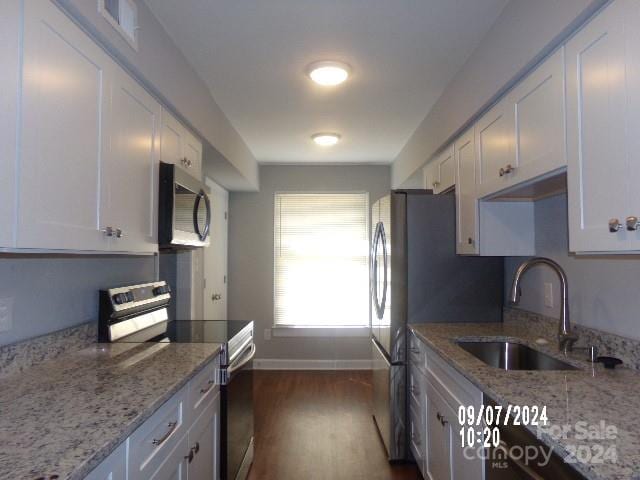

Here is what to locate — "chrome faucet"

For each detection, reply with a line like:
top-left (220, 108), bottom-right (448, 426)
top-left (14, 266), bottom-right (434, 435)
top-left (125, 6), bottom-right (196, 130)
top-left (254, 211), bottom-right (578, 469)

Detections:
top-left (509, 257), bottom-right (577, 352)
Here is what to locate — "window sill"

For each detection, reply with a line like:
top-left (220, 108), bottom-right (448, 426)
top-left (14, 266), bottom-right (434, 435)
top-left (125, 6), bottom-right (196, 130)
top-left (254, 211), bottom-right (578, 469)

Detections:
top-left (271, 326), bottom-right (371, 338)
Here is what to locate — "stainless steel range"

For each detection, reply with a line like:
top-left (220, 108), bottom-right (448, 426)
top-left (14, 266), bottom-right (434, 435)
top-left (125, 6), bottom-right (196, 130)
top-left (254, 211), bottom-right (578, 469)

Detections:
top-left (99, 281), bottom-right (255, 480)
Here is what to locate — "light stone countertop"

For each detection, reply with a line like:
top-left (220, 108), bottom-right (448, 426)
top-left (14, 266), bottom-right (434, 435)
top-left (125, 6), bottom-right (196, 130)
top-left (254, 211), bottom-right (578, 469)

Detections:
top-left (0, 341), bottom-right (222, 480)
top-left (409, 322), bottom-right (640, 480)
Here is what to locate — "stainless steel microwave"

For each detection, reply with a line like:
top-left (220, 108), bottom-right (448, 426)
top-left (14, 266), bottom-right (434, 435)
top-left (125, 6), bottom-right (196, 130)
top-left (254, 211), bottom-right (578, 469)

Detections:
top-left (159, 162), bottom-right (211, 249)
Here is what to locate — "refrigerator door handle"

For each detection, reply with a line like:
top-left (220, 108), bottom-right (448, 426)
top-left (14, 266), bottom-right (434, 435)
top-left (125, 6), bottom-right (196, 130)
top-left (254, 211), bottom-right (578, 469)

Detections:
top-left (372, 222), bottom-right (388, 320)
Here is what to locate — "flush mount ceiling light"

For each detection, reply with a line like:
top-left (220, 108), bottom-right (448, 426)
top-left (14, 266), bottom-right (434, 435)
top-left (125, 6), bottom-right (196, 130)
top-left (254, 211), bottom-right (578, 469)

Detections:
top-left (307, 61), bottom-right (351, 86)
top-left (312, 133), bottom-right (341, 146)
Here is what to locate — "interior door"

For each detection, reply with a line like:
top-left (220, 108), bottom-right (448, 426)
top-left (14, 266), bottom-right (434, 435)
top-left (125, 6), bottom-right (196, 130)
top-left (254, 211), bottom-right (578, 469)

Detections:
top-left (204, 178), bottom-right (229, 320)
top-left (18, 0), bottom-right (111, 251)
top-left (103, 67), bottom-right (160, 253)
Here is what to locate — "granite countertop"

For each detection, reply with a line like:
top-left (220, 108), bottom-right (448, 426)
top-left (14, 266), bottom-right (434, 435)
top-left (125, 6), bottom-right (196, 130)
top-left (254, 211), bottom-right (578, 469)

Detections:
top-left (0, 341), bottom-right (222, 480)
top-left (409, 322), bottom-right (640, 480)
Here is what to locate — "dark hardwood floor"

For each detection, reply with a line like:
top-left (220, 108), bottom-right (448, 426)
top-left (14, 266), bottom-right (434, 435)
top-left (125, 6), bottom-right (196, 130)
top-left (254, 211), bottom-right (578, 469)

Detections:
top-left (247, 370), bottom-right (421, 480)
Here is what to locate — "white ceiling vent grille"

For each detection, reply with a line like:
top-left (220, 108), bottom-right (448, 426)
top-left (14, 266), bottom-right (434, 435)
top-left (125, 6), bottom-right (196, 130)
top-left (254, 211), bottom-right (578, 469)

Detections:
top-left (99, 0), bottom-right (139, 50)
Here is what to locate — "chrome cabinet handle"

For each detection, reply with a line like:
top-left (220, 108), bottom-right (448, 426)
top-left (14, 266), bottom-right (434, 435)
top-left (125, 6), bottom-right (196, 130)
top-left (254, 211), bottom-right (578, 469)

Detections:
top-left (211, 293), bottom-right (222, 301)
top-left (626, 216), bottom-right (639, 231)
top-left (200, 379), bottom-right (215, 395)
top-left (432, 181), bottom-right (440, 188)
top-left (467, 237), bottom-right (474, 245)
top-left (185, 448), bottom-right (194, 463)
top-left (436, 412), bottom-right (448, 427)
top-left (609, 218), bottom-right (623, 232)
top-left (152, 421), bottom-right (178, 446)
top-left (499, 164), bottom-right (515, 177)
top-left (102, 226), bottom-right (114, 237)
top-left (115, 228), bottom-right (123, 238)
top-left (193, 442), bottom-right (200, 455)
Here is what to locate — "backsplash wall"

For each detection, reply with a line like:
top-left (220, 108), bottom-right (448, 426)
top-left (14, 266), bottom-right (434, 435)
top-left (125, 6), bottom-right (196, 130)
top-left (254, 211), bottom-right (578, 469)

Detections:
top-left (505, 193), bottom-right (640, 341)
top-left (0, 254), bottom-right (156, 346)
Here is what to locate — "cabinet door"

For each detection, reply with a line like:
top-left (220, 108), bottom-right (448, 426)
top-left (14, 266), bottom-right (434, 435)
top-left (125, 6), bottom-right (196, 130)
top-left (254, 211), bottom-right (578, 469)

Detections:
top-left (566, 0), bottom-right (635, 252)
top-left (510, 48), bottom-right (566, 184)
top-left (455, 128), bottom-right (479, 255)
top-left (161, 110), bottom-right (185, 168)
top-left (423, 160), bottom-right (439, 192)
top-left (426, 382), bottom-right (452, 480)
top-left (103, 67), bottom-right (159, 253)
top-left (18, 0), bottom-right (112, 251)
top-left (184, 130), bottom-right (203, 180)
top-left (84, 442), bottom-right (127, 480)
top-left (187, 394), bottom-right (220, 480)
top-left (150, 435), bottom-right (189, 480)
top-left (0, 0), bottom-right (20, 248)
top-left (435, 145), bottom-right (456, 194)
top-left (475, 99), bottom-right (515, 198)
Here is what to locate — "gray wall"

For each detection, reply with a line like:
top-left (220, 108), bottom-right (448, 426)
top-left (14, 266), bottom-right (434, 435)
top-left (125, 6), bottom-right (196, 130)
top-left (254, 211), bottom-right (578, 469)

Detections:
top-left (392, 0), bottom-right (607, 187)
top-left (0, 254), bottom-right (156, 346)
top-left (54, 0), bottom-right (258, 190)
top-left (505, 194), bottom-right (640, 341)
top-left (228, 165), bottom-right (390, 360)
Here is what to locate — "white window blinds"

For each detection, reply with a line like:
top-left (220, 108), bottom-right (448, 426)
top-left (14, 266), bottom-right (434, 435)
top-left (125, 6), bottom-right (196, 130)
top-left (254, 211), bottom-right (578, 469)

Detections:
top-left (274, 192), bottom-right (370, 327)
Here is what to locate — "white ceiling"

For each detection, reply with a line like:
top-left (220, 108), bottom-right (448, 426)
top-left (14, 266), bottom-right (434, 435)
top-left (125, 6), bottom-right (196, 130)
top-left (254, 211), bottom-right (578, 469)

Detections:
top-left (145, 0), bottom-right (509, 164)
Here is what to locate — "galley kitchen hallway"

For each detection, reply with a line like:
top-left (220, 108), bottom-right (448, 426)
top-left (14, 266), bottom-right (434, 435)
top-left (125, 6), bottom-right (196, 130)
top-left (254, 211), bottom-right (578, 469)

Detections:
top-left (247, 370), bottom-right (420, 480)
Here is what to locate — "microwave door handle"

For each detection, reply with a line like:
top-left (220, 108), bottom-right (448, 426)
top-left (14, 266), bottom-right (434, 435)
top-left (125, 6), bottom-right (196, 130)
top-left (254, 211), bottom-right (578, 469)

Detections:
top-left (193, 190), bottom-right (212, 241)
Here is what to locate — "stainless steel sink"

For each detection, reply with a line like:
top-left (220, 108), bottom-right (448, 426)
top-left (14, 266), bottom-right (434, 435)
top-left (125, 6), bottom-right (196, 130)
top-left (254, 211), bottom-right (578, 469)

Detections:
top-left (456, 341), bottom-right (578, 371)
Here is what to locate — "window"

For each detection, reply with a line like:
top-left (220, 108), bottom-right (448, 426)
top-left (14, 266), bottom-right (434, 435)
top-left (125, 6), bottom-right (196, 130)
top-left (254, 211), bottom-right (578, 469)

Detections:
top-left (99, 0), bottom-right (139, 50)
top-left (274, 192), bottom-right (370, 328)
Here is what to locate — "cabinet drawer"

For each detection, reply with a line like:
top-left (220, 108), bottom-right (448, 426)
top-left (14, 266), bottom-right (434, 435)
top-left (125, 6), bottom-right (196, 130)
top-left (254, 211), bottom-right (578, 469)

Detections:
top-left (187, 357), bottom-right (219, 426)
top-left (408, 332), bottom-right (427, 373)
top-left (129, 385), bottom-right (188, 480)
top-left (426, 345), bottom-right (482, 411)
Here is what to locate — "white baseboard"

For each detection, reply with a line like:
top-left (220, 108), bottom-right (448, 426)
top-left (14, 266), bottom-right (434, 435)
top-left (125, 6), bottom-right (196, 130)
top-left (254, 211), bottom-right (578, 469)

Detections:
top-left (252, 358), bottom-right (372, 371)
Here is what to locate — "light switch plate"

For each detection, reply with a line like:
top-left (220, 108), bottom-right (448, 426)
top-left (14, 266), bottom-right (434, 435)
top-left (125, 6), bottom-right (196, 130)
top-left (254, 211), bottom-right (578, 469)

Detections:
top-left (0, 297), bottom-right (14, 333)
top-left (544, 282), bottom-right (553, 308)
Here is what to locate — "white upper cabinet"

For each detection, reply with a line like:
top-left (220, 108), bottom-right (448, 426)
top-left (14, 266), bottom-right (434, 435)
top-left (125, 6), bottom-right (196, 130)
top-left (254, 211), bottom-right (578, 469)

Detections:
top-left (476, 49), bottom-right (566, 199)
top-left (455, 128), bottom-right (479, 255)
top-left (566, 0), bottom-right (640, 253)
top-left (510, 49), bottom-right (566, 184)
top-left (475, 98), bottom-right (515, 198)
top-left (428, 145), bottom-right (456, 194)
top-left (423, 160), bottom-right (439, 192)
top-left (15, 0), bottom-right (160, 254)
top-left (0, 1), bottom-right (20, 248)
top-left (18, 0), bottom-right (113, 251)
top-left (102, 67), bottom-right (160, 253)
top-left (161, 110), bottom-right (203, 180)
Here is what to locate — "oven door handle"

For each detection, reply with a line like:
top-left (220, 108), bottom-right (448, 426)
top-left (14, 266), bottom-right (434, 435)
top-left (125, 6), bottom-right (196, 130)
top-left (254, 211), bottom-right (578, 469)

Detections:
top-left (496, 440), bottom-right (545, 480)
top-left (228, 343), bottom-right (256, 375)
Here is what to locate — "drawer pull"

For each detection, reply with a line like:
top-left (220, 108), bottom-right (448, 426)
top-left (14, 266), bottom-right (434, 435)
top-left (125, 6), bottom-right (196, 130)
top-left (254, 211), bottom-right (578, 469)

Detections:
top-left (152, 421), bottom-right (178, 446)
top-left (626, 216), bottom-right (639, 231)
top-left (499, 164), bottom-right (515, 177)
top-left (200, 379), bottom-right (215, 395)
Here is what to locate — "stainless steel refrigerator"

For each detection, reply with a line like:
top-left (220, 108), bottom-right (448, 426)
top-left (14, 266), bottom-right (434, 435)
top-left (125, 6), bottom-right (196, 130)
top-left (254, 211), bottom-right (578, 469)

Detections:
top-left (370, 190), bottom-right (504, 461)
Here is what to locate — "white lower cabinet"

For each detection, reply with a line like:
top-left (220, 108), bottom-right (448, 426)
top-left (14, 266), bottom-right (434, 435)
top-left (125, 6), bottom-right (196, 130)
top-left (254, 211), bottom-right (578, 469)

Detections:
top-left (150, 435), bottom-right (190, 480)
top-left (83, 442), bottom-right (127, 480)
top-left (85, 355), bottom-right (221, 480)
top-left (409, 335), bottom-right (484, 480)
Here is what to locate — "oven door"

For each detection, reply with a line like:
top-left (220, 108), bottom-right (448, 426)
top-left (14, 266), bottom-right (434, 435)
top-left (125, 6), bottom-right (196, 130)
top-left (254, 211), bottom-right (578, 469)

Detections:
top-left (221, 342), bottom-right (255, 480)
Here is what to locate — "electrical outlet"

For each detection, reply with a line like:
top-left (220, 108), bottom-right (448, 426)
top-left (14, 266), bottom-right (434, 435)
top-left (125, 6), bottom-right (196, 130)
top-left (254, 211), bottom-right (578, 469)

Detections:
top-left (264, 328), bottom-right (271, 341)
top-left (544, 282), bottom-right (553, 308)
top-left (0, 297), bottom-right (14, 333)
